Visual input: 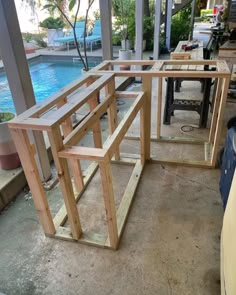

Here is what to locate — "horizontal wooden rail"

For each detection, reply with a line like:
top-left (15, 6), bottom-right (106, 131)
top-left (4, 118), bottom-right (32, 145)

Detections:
top-left (58, 146), bottom-right (107, 161)
top-left (104, 92), bottom-right (145, 159)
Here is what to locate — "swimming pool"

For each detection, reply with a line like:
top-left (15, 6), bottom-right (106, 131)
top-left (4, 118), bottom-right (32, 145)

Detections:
top-left (0, 58), bottom-right (100, 113)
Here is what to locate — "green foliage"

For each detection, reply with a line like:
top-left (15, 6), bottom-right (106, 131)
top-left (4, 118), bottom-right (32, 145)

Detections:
top-left (143, 16), bottom-right (154, 50)
top-left (112, 0), bottom-right (154, 50)
top-left (171, 4), bottom-right (191, 48)
top-left (112, 0), bottom-right (134, 41)
top-left (39, 17), bottom-right (65, 29)
top-left (22, 32), bottom-right (47, 48)
top-left (0, 112), bottom-right (14, 123)
top-left (42, 0), bottom-right (95, 71)
top-left (200, 9), bottom-right (213, 17)
top-left (93, 9), bottom-right (100, 20)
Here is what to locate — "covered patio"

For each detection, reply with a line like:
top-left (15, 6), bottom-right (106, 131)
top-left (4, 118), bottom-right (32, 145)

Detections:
top-left (1, 0), bottom-right (235, 294)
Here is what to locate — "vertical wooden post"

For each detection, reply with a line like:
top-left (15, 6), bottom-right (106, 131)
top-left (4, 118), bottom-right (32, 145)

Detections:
top-left (86, 77), bottom-right (103, 149)
top-left (142, 76), bottom-right (152, 160)
top-left (106, 79), bottom-right (120, 160)
top-left (209, 78), bottom-right (222, 143)
top-left (99, 156), bottom-right (118, 249)
top-left (48, 127), bottom-right (82, 240)
top-left (10, 128), bottom-right (55, 235)
top-left (88, 96), bottom-right (103, 148)
top-left (140, 105), bottom-right (146, 166)
top-left (57, 99), bottom-right (84, 191)
top-left (157, 77), bottom-right (163, 139)
top-left (211, 77), bottom-right (230, 166)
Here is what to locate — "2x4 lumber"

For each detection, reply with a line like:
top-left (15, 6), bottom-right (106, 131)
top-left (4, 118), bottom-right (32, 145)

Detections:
top-left (105, 160), bottom-right (144, 247)
top-left (86, 77), bottom-right (103, 149)
top-left (48, 126), bottom-right (82, 240)
top-left (59, 146), bottom-right (107, 162)
top-left (157, 77), bottom-right (163, 139)
top-left (64, 93), bottom-right (114, 147)
top-left (140, 105), bottom-right (146, 166)
top-left (115, 91), bottom-right (142, 98)
top-left (116, 160), bottom-right (143, 241)
top-left (216, 60), bottom-right (230, 73)
top-left (151, 61), bottom-right (164, 71)
top-left (104, 60), bottom-right (156, 66)
top-left (8, 117), bottom-right (54, 131)
top-left (92, 61), bottom-right (110, 71)
top-left (47, 74), bottom-right (115, 126)
top-left (88, 96), bottom-right (103, 148)
top-left (211, 77), bottom-right (230, 166)
top-left (151, 158), bottom-right (214, 168)
top-left (111, 156), bottom-right (137, 165)
top-left (209, 78), bottom-right (223, 143)
top-left (13, 74), bottom-right (97, 121)
top-left (99, 157), bottom-right (119, 249)
top-left (57, 98), bottom-right (84, 191)
top-left (94, 70), bottom-right (228, 79)
top-left (106, 79), bottom-right (120, 160)
top-left (103, 92), bottom-right (145, 159)
top-left (53, 162), bottom-right (98, 229)
top-left (125, 134), bottom-right (205, 145)
top-left (52, 226), bottom-right (106, 248)
top-left (142, 76), bottom-right (152, 160)
top-left (10, 128), bottom-right (55, 235)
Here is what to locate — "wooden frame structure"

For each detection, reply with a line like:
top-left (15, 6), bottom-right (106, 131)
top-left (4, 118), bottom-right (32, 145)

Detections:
top-left (9, 72), bottom-right (147, 250)
top-left (9, 59), bottom-right (230, 250)
top-left (91, 59), bottom-right (230, 168)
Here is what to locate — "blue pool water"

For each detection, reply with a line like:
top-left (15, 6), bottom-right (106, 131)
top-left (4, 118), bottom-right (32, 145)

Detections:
top-left (0, 60), bottom-right (98, 113)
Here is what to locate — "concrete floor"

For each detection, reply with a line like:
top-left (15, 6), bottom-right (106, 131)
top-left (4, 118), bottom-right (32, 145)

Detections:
top-left (1, 76), bottom-right (236, 294)
top-left (0, 22), bottom-right (235, 294)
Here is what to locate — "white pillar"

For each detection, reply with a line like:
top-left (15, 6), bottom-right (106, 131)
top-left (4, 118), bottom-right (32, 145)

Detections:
top-left (153, 0), bottom-right (162, 59)
top-left (135, 0), bottom-right (144, 61)
top-left (99, 0), bottom-right (113, 60)
top-left (165, 0), bottom-right (172, 50)
top-left (0, 0), bottom-right (51, 181)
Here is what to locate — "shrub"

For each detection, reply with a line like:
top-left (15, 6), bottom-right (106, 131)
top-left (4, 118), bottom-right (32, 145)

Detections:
top-left (171, 4), bottom-right (191, 48)
top-left (200, 9), bottom-right (213, 17)
top-left (22, 32), bottom-right (47, 48)
top-left (39, 17), bottom-right (65, 29)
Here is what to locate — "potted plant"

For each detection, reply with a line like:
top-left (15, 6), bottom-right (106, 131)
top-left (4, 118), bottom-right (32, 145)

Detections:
top-left (43, 0), bottom-right (95, 71)
top-left (40, 16), bottom-right (65, 47)
top-left (0, 112), bottom-right (20, 170)
top-left (113, 0), bottom-right (132, 69)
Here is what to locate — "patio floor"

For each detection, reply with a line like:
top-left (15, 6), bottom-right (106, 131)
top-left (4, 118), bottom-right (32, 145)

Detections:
top-left (1, 22), bottom-right (235, 294)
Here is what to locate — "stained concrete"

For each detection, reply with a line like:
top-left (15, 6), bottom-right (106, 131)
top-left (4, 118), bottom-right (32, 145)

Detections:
top-left (1, 71), bottom-right (236, 295)
top-left (0, 162), bottom-right (223, 295)
top-left (1, 72), bottom-right (236, 294)
top-left (0, 22), bottom-right (235, 293)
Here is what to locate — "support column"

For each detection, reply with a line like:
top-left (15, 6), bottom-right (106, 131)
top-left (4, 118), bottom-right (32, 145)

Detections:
top-left (165, 0), bottom-right (172, 50)
top-left (153, 0), bottom-right (162, 59)
top-left (135, 0), bottom-right (144, 61)
top-left (99, 0), bottom-right (113, 60)
top-left (0, 0), bottom-right (51, 181)
top-left (189, 0), bottom-right (196, 40)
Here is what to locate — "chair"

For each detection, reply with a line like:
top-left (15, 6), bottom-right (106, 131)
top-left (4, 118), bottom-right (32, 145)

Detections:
top-left (54, 21), bottom-right (85, 51)
top-left (85, 20), bottom-right (102, 52)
